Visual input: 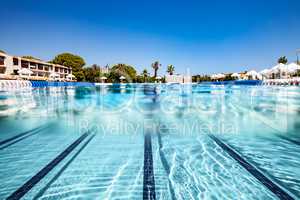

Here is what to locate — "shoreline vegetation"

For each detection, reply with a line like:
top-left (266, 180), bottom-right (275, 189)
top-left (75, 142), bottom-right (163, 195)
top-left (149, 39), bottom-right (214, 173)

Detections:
top-left (2, 50), bottom-right (299, 83)
top-left (50, 53), bottom-right (166, 83)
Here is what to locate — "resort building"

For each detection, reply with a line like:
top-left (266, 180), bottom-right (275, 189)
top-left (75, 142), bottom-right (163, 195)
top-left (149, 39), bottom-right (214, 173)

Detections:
top-left (0, 52), bottom-right (74, 81)
top-left (165, 74), bottom-right (192, 83)
top-left (99, 65), bottom-right (111, 74)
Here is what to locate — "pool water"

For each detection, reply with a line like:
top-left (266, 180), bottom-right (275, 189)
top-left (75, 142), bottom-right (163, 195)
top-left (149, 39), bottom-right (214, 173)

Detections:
top-left (0, 84), bottom-right (299, 200)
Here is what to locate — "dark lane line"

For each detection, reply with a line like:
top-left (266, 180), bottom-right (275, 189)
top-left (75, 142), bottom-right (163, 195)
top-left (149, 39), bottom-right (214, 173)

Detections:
top-left (277, 134), bottom-right (300, 146)
top-left (0, 124), bottom-right (50, 151)
top-left (0, 125), bottom-right (50, 151)
top-left (0, 125), bottom-right (47, 146)
top-left (143, 85), bottom-right (158, 200)
top-left (32, 134), bottom-right (96, 200)
top-left (6, 132), bottom-right (90, 200)
top-left (208, 134), bottom-right (294, 200)
top-left (143, 133), bottom-right (156, 200)
top-left (157, 132), bottom-right (176, 200)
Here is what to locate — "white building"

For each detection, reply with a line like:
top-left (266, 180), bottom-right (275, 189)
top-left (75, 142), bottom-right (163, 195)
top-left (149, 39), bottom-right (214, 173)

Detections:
top-left (0, 52), bottom-right (73, 81)
top-left (100, 65), bottom-right (111, 74)
top-left (165, 74), bottom-right (192, 83)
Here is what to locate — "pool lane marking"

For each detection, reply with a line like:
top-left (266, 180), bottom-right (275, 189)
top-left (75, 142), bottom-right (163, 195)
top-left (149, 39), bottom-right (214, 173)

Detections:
top-left (208, 134), bottom-right (295, 200)
top-left (0, 126), bottom-right (48, 150)
top-left (0, 125), bottom-right (47, 146)
top-left (276, 134), bottom-right (300, 146)
top-left (157, 131), bottom-right (176, 200)
top-left (143, 133), bottom-right (156, 200)
top-left (6, 132), bottom-right (90, 200)
top-left (32, 134), bottom-right (96, 200)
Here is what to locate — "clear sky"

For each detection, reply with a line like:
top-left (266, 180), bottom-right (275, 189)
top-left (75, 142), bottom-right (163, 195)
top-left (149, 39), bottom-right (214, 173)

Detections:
top-left (1, 0), bottom-right (299, 75)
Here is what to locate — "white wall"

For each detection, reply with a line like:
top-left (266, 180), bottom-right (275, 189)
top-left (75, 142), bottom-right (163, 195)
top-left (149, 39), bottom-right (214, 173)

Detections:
top-left (0, 53), bottom-right (14, 75)
top-left (165, 75), bottom-right (192, 83)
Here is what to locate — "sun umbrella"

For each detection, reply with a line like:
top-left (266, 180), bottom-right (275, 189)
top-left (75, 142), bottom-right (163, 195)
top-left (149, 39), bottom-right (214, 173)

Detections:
top-left (246, 70), bottom-right (259, 80)
top-left (216, 73), bottom-right (225, 79)
top-left (287, 63), bottom-right (300, 73)
top-left (49, 72), bottom-right (60, 77)
top-left (100, 76), bottom-right (107, 80)
top-left (259, 69), bottom-right (270, 75)
top-left (246, 70), bottom-right (258, 76)
top-left (210, 74), bottom-right (217, 79)
top-left (119, 76), bottom-right (126, 80)
top-left (270, 63), bottom-right (286, 73)
top-left (278, 64), bottom-right (288, 72)
top-left (66, 74), bottom-right (75, 78)
top-left (18, 68), bottom-right (33, 75)
top-left (231, 73), bottom-right (240, 77)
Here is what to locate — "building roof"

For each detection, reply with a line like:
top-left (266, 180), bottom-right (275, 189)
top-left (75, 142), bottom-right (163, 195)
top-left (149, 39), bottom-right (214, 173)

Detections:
top-left (0, 52), bottom-right (70, 69)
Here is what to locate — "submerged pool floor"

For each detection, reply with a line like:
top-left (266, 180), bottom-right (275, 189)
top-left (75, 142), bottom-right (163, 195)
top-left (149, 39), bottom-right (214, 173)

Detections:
top-left (0, 84), bottom-right (299, 200)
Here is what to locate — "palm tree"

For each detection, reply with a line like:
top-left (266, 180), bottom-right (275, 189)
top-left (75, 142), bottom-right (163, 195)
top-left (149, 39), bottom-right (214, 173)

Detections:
top-left (151, 61), bottom-right (161, 78)
top-left (278, 56), bottom-right (288, 64)
top-left (167, 64), bottom-right (175, 75)
top-left (142, 69), bottom-right (149, 82)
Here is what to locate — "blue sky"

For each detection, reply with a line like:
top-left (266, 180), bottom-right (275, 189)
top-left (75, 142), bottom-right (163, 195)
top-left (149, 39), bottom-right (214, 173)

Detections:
top-left (1, 0), bottom-right (299, 75)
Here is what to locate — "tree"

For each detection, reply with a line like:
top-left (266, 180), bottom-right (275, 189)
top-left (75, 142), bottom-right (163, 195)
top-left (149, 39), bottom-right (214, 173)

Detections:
top-left (278, 56), bottom-right (288, 64)
top-left (151, 61), bottom-right (161, 78)
top-left (74, 71), bottom-right (85, 81)
top-left (167, 64), bottom-right (175, 75)
top-left (108, 63), bottom-right (137, 83)
top-left (83, 64), bottom-right (101, 82)
top-left (51, 53), bottom-right (85, 81)
top-left (142, 69), bottom-right (149, 82)
top-left (192, 75), bottom-right (211, 82)
top-left (22, 56), bottom-right (41, 61)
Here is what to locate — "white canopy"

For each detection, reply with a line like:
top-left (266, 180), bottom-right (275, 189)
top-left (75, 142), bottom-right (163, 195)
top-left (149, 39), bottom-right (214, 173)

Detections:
top-left (246, 70), bottom-right (258, 76)
top-left (259, 69), bottom-right (271, 75)
top-left (210, 74), bottom-right (217, 79)
top-left (216, 73), bottom-right (225, 79)
top-left (256, 74), bottom-right (263, 80)
top-left (287, 63), bottom-right (300, 73)
top-left (271, 63), bottom-right (287, 73)
top-left (119, 76), bottom-right (126, 80)
top-left (49, 72), bottom-right (60, 77)
top-left (155, 76), bottom-right (162, 80)
top-left (100, 76), bottom-right (107, 80)
top-left (231, 73), bottom-right (240, 77)
top-left (211, 73), bottom-right (225, 79)
top-left (18, 68), bottom-right (33, 75)
top-left (66, 74), bottom-right (75, 78)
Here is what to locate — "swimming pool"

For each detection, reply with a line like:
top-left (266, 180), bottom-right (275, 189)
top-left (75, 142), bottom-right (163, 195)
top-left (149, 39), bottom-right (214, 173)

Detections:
top-left (0, 84), bottom-right (299, 199)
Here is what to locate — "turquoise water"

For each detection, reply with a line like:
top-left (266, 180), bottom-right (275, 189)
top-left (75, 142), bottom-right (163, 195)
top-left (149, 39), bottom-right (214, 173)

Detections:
top-left (0, 84), bottom-right (299, 199)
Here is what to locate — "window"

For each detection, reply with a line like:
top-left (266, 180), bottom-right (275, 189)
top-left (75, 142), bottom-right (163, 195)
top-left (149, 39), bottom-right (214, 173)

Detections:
top-left (21, 61), bottom-right (29, 68)
top-left (44, 65), bottom-right (49, 71)
top-left (0, 56), bottom-right (5, 65)
top-left (13, 70), bottom-right (18, 75)
top-left (13, 58), bottom-right (19, 65)
top-left (30, 62), bottom-right (36, 69)
top-left (0, 66), bottom-right (6, 74)
top-left (55, 67), bottom-right (59, 72)
top-left (38, 64), bottom-right (43, 70)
